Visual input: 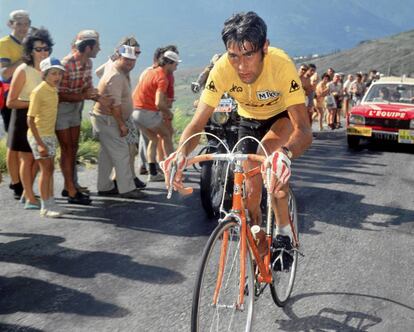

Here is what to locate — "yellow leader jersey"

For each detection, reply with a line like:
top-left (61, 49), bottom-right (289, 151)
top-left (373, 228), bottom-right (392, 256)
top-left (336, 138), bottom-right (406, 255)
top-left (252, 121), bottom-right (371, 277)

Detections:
top-left (200, 47), bottom-right (305, 120)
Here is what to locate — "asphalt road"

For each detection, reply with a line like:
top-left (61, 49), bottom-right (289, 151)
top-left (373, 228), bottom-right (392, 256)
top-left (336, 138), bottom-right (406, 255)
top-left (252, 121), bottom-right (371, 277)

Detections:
top-left (0, 131), bottom-right (413, 332)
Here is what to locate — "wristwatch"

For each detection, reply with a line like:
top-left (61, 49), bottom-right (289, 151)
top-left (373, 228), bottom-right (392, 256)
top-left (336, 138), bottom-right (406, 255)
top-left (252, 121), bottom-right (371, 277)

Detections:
top-left (281, 146), bottom-right (293, 159)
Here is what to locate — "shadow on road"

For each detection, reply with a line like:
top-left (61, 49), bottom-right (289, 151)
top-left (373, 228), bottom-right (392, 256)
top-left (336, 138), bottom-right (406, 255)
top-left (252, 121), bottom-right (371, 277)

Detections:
top-left (58, 190), bottom-right (218, 238)
top-left (295, 185), bottom-right (413, 234)
top-left (0, 233), bottom-right (184, 283)
top-left (0, 323), bottom-right (44, 332)
top-left (0, 275), bottom-right (129, 317)
top-left (275, 291), bottom-right (414, 331)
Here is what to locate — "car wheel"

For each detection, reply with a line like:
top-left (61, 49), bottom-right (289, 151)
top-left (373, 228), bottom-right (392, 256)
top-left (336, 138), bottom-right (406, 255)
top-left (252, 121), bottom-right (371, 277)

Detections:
top-left (347, 135), bottom-right (361, 149)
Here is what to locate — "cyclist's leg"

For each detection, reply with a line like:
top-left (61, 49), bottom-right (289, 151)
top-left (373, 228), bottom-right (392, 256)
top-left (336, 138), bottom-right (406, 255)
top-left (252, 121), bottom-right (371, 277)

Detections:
top-left (259, 116), bottom-right (293, 230)
top-left (237, 117), bottom-right (264, 226)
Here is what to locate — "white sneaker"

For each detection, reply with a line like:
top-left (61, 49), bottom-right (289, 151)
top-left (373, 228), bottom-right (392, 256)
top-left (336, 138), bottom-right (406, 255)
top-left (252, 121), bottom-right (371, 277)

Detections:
top-left (147, 173), bottom-right (165, 182)
top-left (40, 208), bottom-right (63, 218)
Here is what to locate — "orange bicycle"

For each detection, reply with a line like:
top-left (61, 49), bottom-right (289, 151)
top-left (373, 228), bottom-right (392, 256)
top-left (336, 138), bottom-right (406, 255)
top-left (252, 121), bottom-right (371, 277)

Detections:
top-left (166, 137), bottom-right (301, 332)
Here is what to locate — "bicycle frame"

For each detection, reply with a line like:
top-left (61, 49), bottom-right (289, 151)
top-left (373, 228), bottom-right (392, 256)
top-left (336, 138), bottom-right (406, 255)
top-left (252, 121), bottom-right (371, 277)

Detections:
top-left (167, 151), bottom-right (299, 309)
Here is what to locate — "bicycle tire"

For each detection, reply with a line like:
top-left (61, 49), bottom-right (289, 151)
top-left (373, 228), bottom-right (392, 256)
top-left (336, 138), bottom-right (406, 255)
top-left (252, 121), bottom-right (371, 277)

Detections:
top-left (191, 220), bottom-right (254, 332)
top-left (269, 188), bottom-right (299, 307)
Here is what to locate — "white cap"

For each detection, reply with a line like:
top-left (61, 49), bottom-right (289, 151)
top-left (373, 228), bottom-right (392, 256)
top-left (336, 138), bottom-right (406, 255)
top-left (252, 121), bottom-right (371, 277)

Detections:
top-left (75, 30), bottom-right (99, 45)
top-left (9, 10), bottom-right (30, 21)
top-left (118, 45), bottom-right (137, 60)
top-left (40, 57), bottom-right (65, 72)
top-left (163, 50), bottom-right (181, 63)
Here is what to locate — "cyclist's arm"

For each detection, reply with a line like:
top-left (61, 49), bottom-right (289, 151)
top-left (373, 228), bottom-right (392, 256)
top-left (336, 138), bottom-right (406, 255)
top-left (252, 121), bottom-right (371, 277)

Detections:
top-left (178, 100), bottom-right (215, 155)
top-left (283, 103), bottom-right (312, 159)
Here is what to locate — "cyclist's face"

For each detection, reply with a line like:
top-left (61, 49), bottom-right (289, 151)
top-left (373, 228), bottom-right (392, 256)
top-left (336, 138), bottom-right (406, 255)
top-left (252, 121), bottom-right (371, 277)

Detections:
top-left (227, 40), bottom-right (268, 84)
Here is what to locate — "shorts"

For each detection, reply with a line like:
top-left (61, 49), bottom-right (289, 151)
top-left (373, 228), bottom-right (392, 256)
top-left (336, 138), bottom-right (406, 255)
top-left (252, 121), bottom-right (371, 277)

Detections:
top-left (132, 109), bottom-right (162, 129)
top-left (7, 108), bottom-right (32, 152)
top-left (237, 111), bottom-right (290, 154)
top-left (1, 106), bottom-right (11, 132)
top-left (334, 96), bottom-right (342, 109)
top-left (305, 92), bottom-right (315, 108)
top-left (56, 102), bottom-right (83, 130)
top-left (28, 135), bottom-right (57, 160)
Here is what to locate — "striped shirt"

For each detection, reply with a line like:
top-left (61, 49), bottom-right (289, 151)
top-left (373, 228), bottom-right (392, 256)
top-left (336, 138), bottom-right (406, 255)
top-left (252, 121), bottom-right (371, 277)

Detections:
top-left (59, 51), bottom-right (93, 94)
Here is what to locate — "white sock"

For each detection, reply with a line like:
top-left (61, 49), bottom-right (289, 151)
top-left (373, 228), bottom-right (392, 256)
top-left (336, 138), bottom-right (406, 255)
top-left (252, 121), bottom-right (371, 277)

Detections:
top-left (276, 225), bottom-right (293, 240)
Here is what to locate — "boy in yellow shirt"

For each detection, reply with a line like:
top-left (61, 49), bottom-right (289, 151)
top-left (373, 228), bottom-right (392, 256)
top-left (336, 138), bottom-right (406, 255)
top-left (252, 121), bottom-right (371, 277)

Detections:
top-left (27, 57), bottom-right (65, 218)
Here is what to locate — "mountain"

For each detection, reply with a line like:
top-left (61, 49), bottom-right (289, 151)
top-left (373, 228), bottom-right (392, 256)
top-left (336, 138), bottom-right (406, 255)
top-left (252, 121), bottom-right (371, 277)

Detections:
top-left (306, 29), bottom-right (414, 76)
top-left (1, 0), bottom-right (414, 70)
top-left (173, 28), bottom-right (414, 116)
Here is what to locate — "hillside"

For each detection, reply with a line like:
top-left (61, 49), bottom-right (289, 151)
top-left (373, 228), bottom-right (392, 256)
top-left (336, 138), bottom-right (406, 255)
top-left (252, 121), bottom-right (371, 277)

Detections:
top-left (173, 29), bottom-right (414, 117)
top-left (308, 30), bottom-right (414, 76)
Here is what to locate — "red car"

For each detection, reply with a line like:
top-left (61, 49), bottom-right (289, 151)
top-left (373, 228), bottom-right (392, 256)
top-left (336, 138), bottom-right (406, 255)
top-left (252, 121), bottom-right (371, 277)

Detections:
top-left (347, 76), bottom-right (414, 148)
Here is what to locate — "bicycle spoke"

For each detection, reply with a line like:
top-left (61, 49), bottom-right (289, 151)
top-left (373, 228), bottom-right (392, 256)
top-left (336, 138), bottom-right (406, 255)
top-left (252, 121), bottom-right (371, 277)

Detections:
top-left (192, 221), bottom-right (254, 331)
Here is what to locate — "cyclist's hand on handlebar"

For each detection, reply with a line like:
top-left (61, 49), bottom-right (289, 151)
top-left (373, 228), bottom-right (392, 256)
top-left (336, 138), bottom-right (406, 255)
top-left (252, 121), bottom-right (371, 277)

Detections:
top-left (160, 151), bottom-right (188, 191)
top-left (261, 151), bottom-right (291, 193)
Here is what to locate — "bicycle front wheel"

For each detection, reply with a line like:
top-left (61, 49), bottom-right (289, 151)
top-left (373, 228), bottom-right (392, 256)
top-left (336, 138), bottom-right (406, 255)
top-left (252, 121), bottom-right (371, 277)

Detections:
top-left (270, 188), bottom-right (299, 307)
top-left (191, 220), bottom-right (254, 332)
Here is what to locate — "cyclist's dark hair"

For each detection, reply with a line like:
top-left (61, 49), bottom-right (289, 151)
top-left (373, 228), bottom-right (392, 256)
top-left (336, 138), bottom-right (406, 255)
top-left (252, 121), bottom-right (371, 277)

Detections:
top-left (22, 27), bottom-right (54, 66)
top-left (221, 11), bottom-right (267, 53)
top-left (77, 39), bottom-right (97, 53)
top-left (308, 63), bottom-right (316, 70)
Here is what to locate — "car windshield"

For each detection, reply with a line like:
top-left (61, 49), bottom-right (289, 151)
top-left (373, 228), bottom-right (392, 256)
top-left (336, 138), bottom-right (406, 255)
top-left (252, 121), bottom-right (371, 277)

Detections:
top-left (364, 83), bottom-right (414, 104)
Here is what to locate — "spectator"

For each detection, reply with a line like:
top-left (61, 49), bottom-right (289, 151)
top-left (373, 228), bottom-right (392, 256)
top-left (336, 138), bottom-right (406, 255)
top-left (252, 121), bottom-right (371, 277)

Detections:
top-left (315, 73), bottom-right (330, 131)
top-left (350, 73), bottom-right (365, 106)
top-left (305, 64), bottom-right (317, 125)
top-left (159, 45), bottom-right (179, 162)
top-left (27, 57), bottom-right (66, 218)
top-left (132, 50), bottom-right (179, 182)
top-left (365, 69), bottom-right (378, 89)
top-left (327, 67), bottom-right (335, 81)
top-left (91, 45), bottom-right (146, 199)
top-left (57, 30), bottom-right (109, 205)
top-left (343, 74), bottom-right (354, 115)
top-left (95, 36), bottom-right (146, 190)
top-left (0, 10), bottom-right (31, 199)
top-left (327, 73), bottom-right (343, 129)
top-left (6, 28), bottom-right (53, 209)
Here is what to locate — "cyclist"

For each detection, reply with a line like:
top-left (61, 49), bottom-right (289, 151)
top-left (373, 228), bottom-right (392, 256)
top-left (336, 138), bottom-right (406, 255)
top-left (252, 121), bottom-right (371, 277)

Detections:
top-left (162, 11), bottom-right (312, 269)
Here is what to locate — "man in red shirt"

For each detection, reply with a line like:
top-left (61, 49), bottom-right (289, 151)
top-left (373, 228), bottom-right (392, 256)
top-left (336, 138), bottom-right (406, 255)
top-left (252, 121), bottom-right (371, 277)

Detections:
top-left (131, 50), bottom-right (179, 182)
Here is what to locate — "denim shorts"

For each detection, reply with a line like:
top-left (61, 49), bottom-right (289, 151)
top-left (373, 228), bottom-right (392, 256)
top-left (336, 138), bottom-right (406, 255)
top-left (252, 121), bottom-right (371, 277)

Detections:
top-left (132, 109), bottom-right (163, 129)
top-left (56, 102), bottom-right (83, 130)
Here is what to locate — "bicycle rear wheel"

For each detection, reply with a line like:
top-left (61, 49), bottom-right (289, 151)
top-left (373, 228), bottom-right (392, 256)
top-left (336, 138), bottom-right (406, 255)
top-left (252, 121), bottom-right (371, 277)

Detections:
top-left (269, 188), bottom-right (299, 307)
top-left (191, 220), bottom-right (254, 332)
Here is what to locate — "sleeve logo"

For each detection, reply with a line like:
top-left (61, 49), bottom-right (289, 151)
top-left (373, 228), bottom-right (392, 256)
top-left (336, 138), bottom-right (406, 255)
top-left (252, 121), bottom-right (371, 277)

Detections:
top-left (206, 80), bottom-right (217, 92)
top-left (289, 80), bottom-right (300, 93)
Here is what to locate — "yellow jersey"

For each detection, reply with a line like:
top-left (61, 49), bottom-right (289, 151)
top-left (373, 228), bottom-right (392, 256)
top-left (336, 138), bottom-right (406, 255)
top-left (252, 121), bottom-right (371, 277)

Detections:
top-left (200, 47), bottom-right (305, 120)
top-left (0, 35), bottom-right (23, 74)
top-left (28, 81), bottom-right (59, 137)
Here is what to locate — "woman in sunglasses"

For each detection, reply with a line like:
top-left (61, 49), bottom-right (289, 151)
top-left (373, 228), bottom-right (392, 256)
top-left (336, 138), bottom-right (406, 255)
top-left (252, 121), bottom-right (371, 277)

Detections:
top-left (6, 28), bottom-right (54, 209)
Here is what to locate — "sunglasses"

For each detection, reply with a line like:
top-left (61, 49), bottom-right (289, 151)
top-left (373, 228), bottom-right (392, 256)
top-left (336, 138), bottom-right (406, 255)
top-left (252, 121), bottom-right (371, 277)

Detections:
top-left (34, 47), bottom-right (50, 52)
top-left (300, 67), bottom-right (308, 71)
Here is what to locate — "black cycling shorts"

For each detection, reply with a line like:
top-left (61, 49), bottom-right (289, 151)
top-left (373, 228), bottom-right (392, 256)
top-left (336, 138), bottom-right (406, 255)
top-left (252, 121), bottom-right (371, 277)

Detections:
top-left (237, 111), bottom-right (290, 154)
